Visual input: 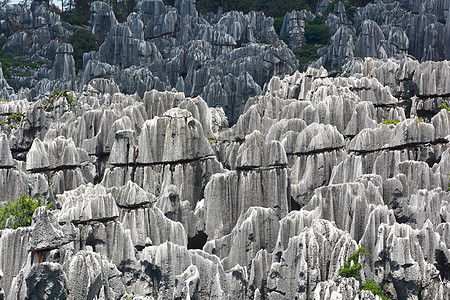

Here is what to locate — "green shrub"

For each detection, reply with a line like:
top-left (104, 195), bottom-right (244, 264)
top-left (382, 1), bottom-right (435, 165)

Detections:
top-left (0, 112), bottom-right (24, 129)
top-left (438, 102), bottom-right (450, 111)
top-left (339, 247), bottom-right (367, 279)
top-left (67, 29), bottom-right (98, 72)
top-left (15, 71), bottom-right (31, 77)
top-left (345, 4), bottom-right (357, 22)
top-left (295, 43), bottom-right (321, 71)
top-left (348, 0), bottom-right (372, 7)
top-left (258, 38), bottom-right (273, 45)
top-left (42, 88), bottom-right (77, 114)
top-left (340, 247), bottom-right (391, 299)
top-left (7, 113), bottom-right (24, 129)
top-left (279, 36), bottom-right (290, 47)
top-left (0, 194), bottom-right (52, 230)
top-left (273, 17), bottom-right (284, 35)
top-left (361, 280), bottom-right (391, 300)
top-left (305, 17), bottom-right (331, 45)
top-left (295, 16), bottom-right (330, 71)
top-left (446, 173), bottom-right (450, 191)
top-left (322, 0), bottom-right (338, 17)
top-left (61, 11), bottom-right (87, 26)
top-left (381, 119), bottom-right (400, 125)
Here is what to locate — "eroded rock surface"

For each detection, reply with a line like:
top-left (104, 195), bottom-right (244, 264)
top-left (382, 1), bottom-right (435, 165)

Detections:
top-left (0, 0), bottom-right (449, 299)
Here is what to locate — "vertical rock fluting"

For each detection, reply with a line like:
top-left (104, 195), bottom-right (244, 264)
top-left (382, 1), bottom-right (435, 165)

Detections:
top-left (90, 1), bottom-right (118, 45)
top-left (0, 0), bottom-right (449, 295)
top-left (280, 10), bottom-right (314, 51)
top-left (1, 61), bottom-right (450, 299)
top-left (50, 44), bottom-right (76, 81)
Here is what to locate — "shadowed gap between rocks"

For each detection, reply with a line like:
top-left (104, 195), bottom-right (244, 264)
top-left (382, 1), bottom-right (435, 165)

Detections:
top-left (187, 231), bottom-right (208, 250)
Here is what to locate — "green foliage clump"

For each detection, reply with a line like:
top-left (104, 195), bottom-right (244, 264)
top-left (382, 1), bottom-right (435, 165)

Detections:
top-left (279, 36), bottom-right (290, 47)
top-left (322, 0), bottom-right (339, 16)
top-left (208, 137), bottom-right (218, 144)
top-left (15, 71), bottom-right (31, 77)
top-left (361, 280), bottom-right (391, 300)
top-left (0, 98), bottom-right (8, 102)
top-left (339, 247), bottom-right (391, 300)
top-left (6, 113), bottom-right (24, 128)
top-left (381, 119), bottom-right (400, 125)
top-left (345, 4), bottom-right (357, 23)
top-left (67, 29), bottom-right (98, 72)
top-left (438, 102), bottom-right (450, 111)
top-left (0, 194), bottom-right (52, 230)
top-left (0, 112), bottom-right (24, 129)
top-left (61, 11), bottom-right (87, 26)
top-left (294, 17), bottom-right (331, 71)
top-left (258, 38), bottom-right (273, 45)
top-left (295, 44), bottom-right (321, 71)
top-left (42, 88), bottom-right (77, 114)
top-left (339, 247), bottom-right (367, 279)
top-left (305, 17), bottom-right (331, 45)
top-left (111, 1), bottom-right (135, 22)
top-left (273, 17), bottom-right (284, 35)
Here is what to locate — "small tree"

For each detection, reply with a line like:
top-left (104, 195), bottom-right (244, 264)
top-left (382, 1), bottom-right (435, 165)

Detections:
top-left (339, 247), bottom-right (391, 300)
top-left (339, 247), bottom-right (367, 279)
top-left (0, 194), bottom-right (52, 230)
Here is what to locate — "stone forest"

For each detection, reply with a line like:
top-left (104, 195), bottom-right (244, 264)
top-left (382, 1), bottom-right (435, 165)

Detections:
top-left (0, 0), bottom-right (449, 298)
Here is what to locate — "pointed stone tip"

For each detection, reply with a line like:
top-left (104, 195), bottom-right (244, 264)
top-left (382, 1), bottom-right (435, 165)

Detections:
top-left (0, 133), bottom-right (14, 167)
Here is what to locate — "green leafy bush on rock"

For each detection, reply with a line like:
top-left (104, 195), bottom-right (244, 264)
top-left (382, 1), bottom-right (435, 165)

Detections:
top-left (438, 102), bottom-right (450, 111)
top-left (304, 17), bottom-right (331, 45)
top-left (362, 279), bottom-right (391, 300)
top-left (0, 112), bottom-right (24, 129)
top-left (339, 247), bottom-right (367, 279)
top-left (0, 194), bottom-right (53, 230)
top-left (42, 88), bottom-right (77, 114)
top-left (339, 247), bottom-right (391, 300)
top-left (381, 119), bottom-right (400, 125)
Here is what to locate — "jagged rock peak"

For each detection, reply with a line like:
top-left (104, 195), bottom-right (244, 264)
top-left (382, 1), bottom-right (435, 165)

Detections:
top-left (0, 133), bottom-right (14, 168)
top-left (90, 1), bottom-right (118, 45)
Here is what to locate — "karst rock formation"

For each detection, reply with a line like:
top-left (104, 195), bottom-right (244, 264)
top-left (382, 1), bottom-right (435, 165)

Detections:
top-left (0, 0), bottom-right (449, 299)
